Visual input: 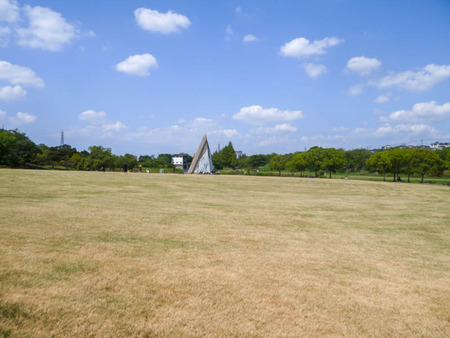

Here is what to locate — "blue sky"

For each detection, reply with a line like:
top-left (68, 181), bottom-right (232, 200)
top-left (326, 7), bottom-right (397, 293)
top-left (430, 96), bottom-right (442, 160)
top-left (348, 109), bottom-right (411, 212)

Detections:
top-left (1, 0), bottom-right (449, 155)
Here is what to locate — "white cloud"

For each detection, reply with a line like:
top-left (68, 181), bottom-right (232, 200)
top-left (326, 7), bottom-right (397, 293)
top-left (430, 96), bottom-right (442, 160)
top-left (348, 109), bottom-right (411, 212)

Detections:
top-left (0, 108), bottom-right (5, 119)
top-left (384, 101), bottom-right (450, 123)
top-left (373, 123), bottom-right (438, 137)
top-left (79, 110), bottom-right (106, 123)
top-left (257, 135), bottom-right (297, 147)
top-left (280, 36), bottom-right (343, 58)
top-left (332, 126), bottom-right (349, 132)
top-left (0, 0), bottom-right (19, 23)
top-left (76, 109), bottom-right (128, 137)
top-left (250, 123), bottom-right (298, 134)
top-left (346, 56), bottom-right (381, 75)
top-left (9, 111), bottom-right (36, 125)
top-left (193, 117), bottom-right (213, 124)
top-left (0, 26), bottom-right (11, 46)
top-left (348, 84), bottom-right (364, 96)
top-left (116, 54), bottom-right (158, 76)
top-left (103, 121), bottom-right (127, 132)
top-left (243, 34), bottom-right (257, 42)
top-left (235, 6), bottom-right (242, 14)
top-left (374, 64), bottom-right (450, 92)
top-left (374, 95), bottom-right (389, 103)
top-left (273, 123), bottom-right (297, 132)
top-left (16, 5), bottom-right (77, 51)
top-left (212, 129), bottom-right (240, 138)
top-left (225, 25), bottom-right (233, 41)
top-left (233, 105), bottom-right (304, 125)
top-left (304, 63), bottom-right (327, 78)
top-left (0, 85), bottom-right (26, 100)
top-left (134, 8), bottom-right (190, 34)
top-left (0, 60), bottom-right (44, 87)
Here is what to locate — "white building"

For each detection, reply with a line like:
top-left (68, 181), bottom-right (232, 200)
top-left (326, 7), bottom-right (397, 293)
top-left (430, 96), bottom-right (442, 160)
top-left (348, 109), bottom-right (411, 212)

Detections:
top-left (430, 142), bottom-right (450, 150)
top-left (172, 154), bottom-right (190, 170)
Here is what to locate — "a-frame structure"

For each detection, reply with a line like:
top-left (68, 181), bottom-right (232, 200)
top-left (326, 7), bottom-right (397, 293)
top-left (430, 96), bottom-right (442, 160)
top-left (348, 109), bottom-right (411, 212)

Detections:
top-left (188, 134), bottom-right (215, 174)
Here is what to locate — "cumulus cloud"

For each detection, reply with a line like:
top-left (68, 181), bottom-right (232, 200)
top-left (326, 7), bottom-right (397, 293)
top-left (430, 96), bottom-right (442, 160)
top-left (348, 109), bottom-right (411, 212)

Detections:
top-left (374, 95), bottom-right (389, 103)
top-left (116, 53), bottom-right (158, 76)
top-left (374, 64), bottom-right (450, 92)
top-left (0, 108), bottom-right (6, 119)
top-left (79, 109), bottom-right (106, 123)
top-left (0, 0), bottom-right (19, 23)
top-left (0, 85), bottom-right (26, 100)
top-left (134, 8), bottom-right (190, 34)
top-left (9, 111), bottom-right (36, 125)
top-left (233, 105), bottom-right (304, 125)
top-left (16, 5), bottom-right (78, 51)
top-left (304, 63), bottom-right (327, 78)
top-left (280, 37), bottom-right (343, 58)
top-left (383, 101), bottom-right (450, 123)
top-left (346, 56), bottom-right (381, 75)
top-left (0, 60), bottom-right (44, 87)
top-left (243, 34), bottom-right (257, 42)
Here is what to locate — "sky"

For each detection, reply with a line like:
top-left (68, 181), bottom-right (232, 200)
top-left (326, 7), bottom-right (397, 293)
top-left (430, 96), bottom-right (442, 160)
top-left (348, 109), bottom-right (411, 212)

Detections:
top-left (0, 0), bottom-right (450, 156)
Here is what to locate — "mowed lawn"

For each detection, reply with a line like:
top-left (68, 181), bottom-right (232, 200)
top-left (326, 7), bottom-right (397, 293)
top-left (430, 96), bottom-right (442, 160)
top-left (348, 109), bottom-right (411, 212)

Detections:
top-left (0, 169), bottom-right (449, 337)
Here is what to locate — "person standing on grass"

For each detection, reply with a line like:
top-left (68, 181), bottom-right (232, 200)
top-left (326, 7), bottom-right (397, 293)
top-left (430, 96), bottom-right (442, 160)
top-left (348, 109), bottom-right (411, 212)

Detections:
top-left (123, 163), bottom-right (128, 173)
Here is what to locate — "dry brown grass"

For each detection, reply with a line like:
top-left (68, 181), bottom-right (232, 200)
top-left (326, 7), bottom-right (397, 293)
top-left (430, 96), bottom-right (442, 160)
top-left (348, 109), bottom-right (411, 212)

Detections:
top-left (0, 169), bottom-right (449, 337)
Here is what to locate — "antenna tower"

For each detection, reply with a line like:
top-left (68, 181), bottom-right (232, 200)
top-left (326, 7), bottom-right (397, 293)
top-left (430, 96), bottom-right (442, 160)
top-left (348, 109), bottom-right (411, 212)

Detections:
top-left (60, 130), bottom-right (64, 146)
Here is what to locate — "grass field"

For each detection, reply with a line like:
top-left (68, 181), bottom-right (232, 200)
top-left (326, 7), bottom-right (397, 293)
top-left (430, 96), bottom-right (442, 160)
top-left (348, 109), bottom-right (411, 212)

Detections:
top-left (1, 169), bottom-right (449, 336)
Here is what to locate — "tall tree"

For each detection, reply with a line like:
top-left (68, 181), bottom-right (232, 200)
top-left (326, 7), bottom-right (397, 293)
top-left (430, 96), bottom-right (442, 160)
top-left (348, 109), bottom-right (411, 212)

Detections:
top-left (270, 155), bottom-right (287, 176)
top-left (366, 151), bottom-right (392, 181)
top-left (0, 129), bottom-right (39, 167)
top-left (304, 147), bottom-right (324, 177)
top-left (287, 152), bottom-right (307, 177)
top-left (412, 149), bottom-right (444, 183)
top-left (345, 148), bottom-right (372, 171)
top-left (321, 148), bottom-right (346, 178)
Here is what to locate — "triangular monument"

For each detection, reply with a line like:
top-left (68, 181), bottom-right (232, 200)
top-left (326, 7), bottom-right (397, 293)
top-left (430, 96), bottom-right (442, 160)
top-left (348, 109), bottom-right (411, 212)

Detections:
top-left (188, 134), bottom-right (215, 174)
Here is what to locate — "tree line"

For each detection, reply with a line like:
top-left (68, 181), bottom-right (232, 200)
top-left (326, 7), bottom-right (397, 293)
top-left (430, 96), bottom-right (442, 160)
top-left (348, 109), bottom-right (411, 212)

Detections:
top-left (1, 129), bottom-right (449, 182)
top-left (213, 141), bottom-right (449, 182)
top-left (0, 129), bottom-right (190, 171)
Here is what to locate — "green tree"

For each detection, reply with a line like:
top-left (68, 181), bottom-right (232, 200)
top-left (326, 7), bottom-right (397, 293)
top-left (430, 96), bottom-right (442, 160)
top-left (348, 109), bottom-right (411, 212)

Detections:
top-left (221, 142), bottom-right (237, 168)
top-left (156, 153), bottom-right (173, 168)
top-left (212, 151), bottom-right (224, 170)
top-left (304, 147), bottom-right (324, 177)
top-left (0, 129), bottom-right (39, 167)
top-left (412, 149), bottom-right (444, 183)
top-left (287, 152), bottom-right (307, 177)
top-left (345, 148), bottom-right (372, 171)
top-left (366, 151), bottom-right (392, 181)
top-left (322, 148), bottom-right (346, 178)
top-left (270, 155), bottom-right (287, 176)
top-left (88, 145), bottom-right (113, 170)
top-left (387, 148), bottom-right (406, 181)
top-left (402, 149), bottom-right (416, 183)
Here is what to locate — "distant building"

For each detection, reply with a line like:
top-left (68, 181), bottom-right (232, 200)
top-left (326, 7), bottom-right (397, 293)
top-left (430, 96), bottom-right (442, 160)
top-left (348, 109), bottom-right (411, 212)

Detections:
top-left (235, 150), bottom-right (243, 159)
top-left (381, 145), bottom-right (392, 150)
top-left (430, 141), bottom-right (450, 150)
top-left (172, 154), bottom-right (190, 170)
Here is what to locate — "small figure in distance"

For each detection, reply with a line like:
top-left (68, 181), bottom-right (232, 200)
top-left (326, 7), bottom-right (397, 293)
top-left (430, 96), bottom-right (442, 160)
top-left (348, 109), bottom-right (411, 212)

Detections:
top-left (101, 163), bottom-right (106, 172)
top-left (123, 163), bottom-right (128, 173)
